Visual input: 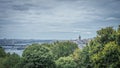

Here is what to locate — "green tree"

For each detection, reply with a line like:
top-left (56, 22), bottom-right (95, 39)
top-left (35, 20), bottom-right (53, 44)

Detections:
top-left (96, 27), bottom-right (116, 45)
top-left (51, 41), bottom-right (78, 60)
top-left (22, 44), bottom-right (55, 68)
top-left (83, 25), bottom-right (120, 68)
top-left (79, 46), bottom-right (92, 68)
top-left (0, 46), bottom-right (6, 68)
top-left (71, 48), bottom-right (82, 68)
top-left (118, 25), bottom-right (120, 32)
top-left (116, 25), bottom-right (120, 45)
top-left (2, 53), bottom-right (20, 68)
top-left (56, 56), bottom-right (77, 68)
top-left (91, 42), bottom-right (120, 68)
top-left (0, 46), bottom-right (6, 57)
top-left (14, 57), bottom-right (26, 68)
top-left (77, 26), bottom-right (120, 68)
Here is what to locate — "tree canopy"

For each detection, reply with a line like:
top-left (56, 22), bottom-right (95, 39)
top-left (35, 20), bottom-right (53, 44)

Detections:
top-left (22, 44), bottom-right (55, 68)
top-left (56, 56), bottom-right (77, 68)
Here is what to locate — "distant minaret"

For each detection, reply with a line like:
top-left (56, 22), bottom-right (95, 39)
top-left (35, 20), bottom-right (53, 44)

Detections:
top-left (79, 35), bottom-right (81, 41)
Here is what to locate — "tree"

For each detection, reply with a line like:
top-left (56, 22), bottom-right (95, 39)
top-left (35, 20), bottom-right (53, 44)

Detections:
top-left (96, 27), bottom-right (116, 45)
top-left (79, 46), bottom-right (92, 68)
top-left (22, 44), bottom-right (55, 68)
top-left (0, 46), bottom-right (6, 57)
top-left (77, 26), bottom-right (120, 68)
top-left (0, 46), bottom-right (6, 68)
top-left (116, 25), bottom-right (120, 45)
top-left (14, 57), bottom-right (26, 68)
top-left (56, 56), bottom-right (77, 68)
top-left (2, 53), bottom-right (20, 68)
top-left (51, 41), bottom-right (78, 60)
top-left (91, 42), bottom-right (120, 68)
top-left (71, 48), bottom-right (82, 68)
top-left (118, 25), bottom-right (120, 32)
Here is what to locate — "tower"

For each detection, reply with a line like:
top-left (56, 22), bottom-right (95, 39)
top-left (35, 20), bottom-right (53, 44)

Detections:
top-left (79, 35), bottom-right (81, 40)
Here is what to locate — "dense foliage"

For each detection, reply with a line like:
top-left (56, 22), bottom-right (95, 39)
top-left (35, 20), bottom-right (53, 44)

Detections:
top-left (0, 48), bottom-right (20, 68)
top-left (76, 25), bottom-right (120, 68)
top-left (50, 41), bottom-right (78, 59)
top-left (0, 46), bottom-right (6, 57)
top-left (0, 25), bottom-right (120, 68)
top-left (22, 41), bottom-right (78, 68)
top-left (56, 56), bottom-right (77, 68)
top-left (22, 44), bottom-right (55, 68)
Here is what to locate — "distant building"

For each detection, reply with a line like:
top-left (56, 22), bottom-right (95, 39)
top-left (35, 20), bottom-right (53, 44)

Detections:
top-left (78, 35), bottom-right (81, 41)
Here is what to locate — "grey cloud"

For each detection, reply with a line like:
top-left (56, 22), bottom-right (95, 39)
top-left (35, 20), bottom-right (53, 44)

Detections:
top-left (0, 0), bottom-right (13, 3)
top-left (12, 5), bottom-right (30, 11)
top-left (0, 0), bottom-right (120, 39)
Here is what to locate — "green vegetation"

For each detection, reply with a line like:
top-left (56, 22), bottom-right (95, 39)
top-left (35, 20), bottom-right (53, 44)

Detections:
top-left (0, 46), bottom-right (6, 57)
top-left (21, 41), bottom-right (78, 68)
top-left (0, 47), bottom-right (20, 68)
top-left (76, 25), bottom-right (120, 68)
top-left (0, 25), bottom-right (120, 68)
top-left (50, 41), bottom-right (78, 60)
top-left (22, 44), bottom-right (55, 68)
top-left (56, 56), bottom-right (77, 68)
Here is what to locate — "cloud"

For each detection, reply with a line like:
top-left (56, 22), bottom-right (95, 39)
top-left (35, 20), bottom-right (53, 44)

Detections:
top-left (0, 0), bottom-right (120, 39)
top-left (105, 17), bottom-right (120, 21)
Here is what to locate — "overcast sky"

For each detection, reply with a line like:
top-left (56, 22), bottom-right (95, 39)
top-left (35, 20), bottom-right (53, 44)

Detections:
top-left (0, 0), bottom-right (120, 40)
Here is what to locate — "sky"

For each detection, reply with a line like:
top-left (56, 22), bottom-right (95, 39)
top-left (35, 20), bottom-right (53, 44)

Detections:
top-left (0, 0), bottom-right (120, 40)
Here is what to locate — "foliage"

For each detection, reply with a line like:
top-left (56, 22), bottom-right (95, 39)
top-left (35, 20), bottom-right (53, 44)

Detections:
top-left (71, 48), bottom-right (81, 68)
top-left (14, 57), bottom-right (26, 68)
top-left (96, 27), bottom-right (116, 45)
top-left (91, 42), bottom-right (120, 68)
top-left (0, 46), bottom-right (6, 57)
top-left (51, 41), bottom-right (78, 60)
top-left (78, 46), bottom-right (92, 68)
top-left (72, 25), bottom-right (120, 68)
top-left (56, 56), bottom-right (77, 68)
top-left (116, 25), bottom-right (120, 45)
top-left (22, 44), bottom-right (55, 68)
top-left (72, 48), bottom-right (81, 62)
top-left (0, 52), bottom-right (21, 68)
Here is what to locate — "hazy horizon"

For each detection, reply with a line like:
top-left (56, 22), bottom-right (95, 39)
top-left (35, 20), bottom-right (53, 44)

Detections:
top-left (0, 0), bottom-right (120, 40)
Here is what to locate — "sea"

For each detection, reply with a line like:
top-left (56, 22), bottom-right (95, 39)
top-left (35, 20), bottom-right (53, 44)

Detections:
top-left (0, 39), bottom-right (55, 56)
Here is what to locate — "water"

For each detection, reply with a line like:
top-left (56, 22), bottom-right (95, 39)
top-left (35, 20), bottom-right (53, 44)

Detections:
top-left (1, 39), bottom-right (86, 56)
top-left (0, 39), bottom-right (55, 56)
top-left (5, 49), bottom-right (24, 56)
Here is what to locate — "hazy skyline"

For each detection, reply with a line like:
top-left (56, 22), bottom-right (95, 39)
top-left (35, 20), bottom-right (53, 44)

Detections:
top-left (0, 0), bottom-right (120, 40)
